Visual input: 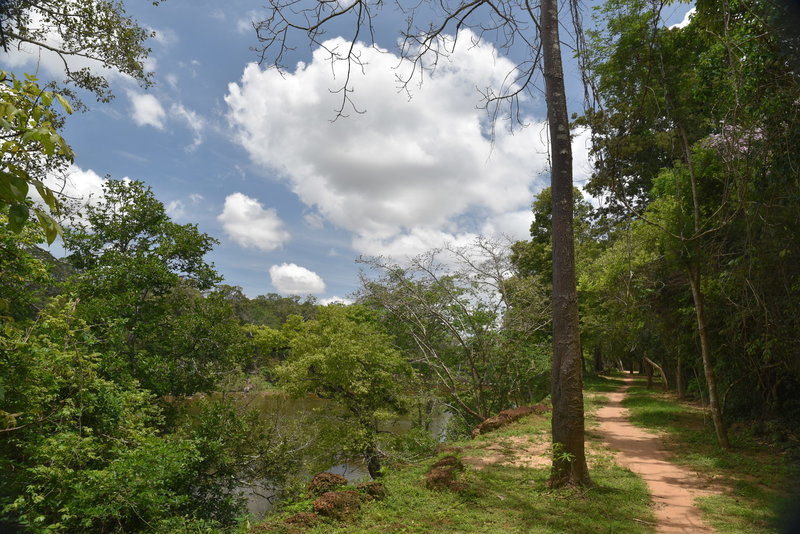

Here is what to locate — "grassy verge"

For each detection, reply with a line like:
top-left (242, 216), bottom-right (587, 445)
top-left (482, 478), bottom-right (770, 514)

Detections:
top-left (255, 383), bottom-right (655, 534)
top-left (619, 378), bottom-right (798, 533)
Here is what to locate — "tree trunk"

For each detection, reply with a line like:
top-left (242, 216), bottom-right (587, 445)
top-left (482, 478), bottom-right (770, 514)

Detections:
top-left (594, 346), bottom-right (602, 373)
top-left (676, 355), bottom-right (686, 399)
top-left (542, 0), bottom-right (590, 487)
top-left (645, 359), bottom-right (654, 389)
top-left (688, 265), bottom-right (730, 448)
top-left (643, 356), bottom-right (669, 391)
top-left (365, 442), bottom-right (383, 479)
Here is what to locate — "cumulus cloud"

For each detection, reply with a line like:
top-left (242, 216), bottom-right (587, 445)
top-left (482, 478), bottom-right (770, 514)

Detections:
top-left (166, 200), bottom-right (186, 219)
top-left (226, 30), bottom-right (571, 260)
top-left (128, 91), bottom-right (167, 129)
top-left (35, 165), bottom-right (133, 226)
top-left (43, 165), bottom-right (108, 206)
top-left (669, 7), bottom-right (696, 30)
top-left (269, 263), bottom-right (326, 294)
top-left (320, 296), bottom-right (354, 306)
top-left (352, 228), bottom-right (482, 261)
top-left (218, 192), bottom-right (291, 251)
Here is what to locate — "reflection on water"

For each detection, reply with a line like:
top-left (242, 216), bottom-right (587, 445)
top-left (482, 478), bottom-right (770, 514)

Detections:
top-left (182, 391), bottom-right (450, 519)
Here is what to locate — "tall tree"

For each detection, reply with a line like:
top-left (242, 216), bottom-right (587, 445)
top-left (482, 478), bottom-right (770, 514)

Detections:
top-left (276, 305), bottom-right (413, 479)
top-left (584, 0), bottom-right (800, 443)
top-left (254, 0), bottom-right (591, 487)
top-left (63, 180), bottom-right (231, 395)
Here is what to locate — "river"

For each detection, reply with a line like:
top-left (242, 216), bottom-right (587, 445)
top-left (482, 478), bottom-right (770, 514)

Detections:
top-left (181, 390), bottom-right (451, 518)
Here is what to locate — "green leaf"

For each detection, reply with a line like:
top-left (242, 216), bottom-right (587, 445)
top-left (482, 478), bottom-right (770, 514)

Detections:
top-left (8, 203), bottom-right (30, 232)
top-left (55, 94), bottom-right (74, 115)
top-left (34, 208), bottom-right (62, 245)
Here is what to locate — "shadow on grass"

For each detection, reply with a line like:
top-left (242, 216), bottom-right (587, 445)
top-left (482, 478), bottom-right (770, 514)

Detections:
top-left (619, 385), bottom-right (797, 533)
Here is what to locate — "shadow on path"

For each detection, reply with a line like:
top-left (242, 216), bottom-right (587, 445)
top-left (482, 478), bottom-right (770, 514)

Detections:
top-left (594, 378), bottom-right (720, 533)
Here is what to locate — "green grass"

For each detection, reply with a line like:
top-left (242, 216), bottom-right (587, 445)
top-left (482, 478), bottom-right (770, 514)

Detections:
top-left (258, 408), bottom-right (655, 533)
top-left (618, 379), bottom-right (797, 533)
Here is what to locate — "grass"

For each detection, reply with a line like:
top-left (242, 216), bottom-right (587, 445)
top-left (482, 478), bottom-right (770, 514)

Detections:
top-left (257, 396), bottom-right (655, 534)
top-left (254, 374), bottom-right (798, 533)
top-left (618, 377), bottom-right (798, 533)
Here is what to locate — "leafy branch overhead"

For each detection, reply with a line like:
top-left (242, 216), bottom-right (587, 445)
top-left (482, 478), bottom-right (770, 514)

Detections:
top-left (1, 0), bottom-right (159, 102)
top-left (0, 71), bottom-right (74, 243)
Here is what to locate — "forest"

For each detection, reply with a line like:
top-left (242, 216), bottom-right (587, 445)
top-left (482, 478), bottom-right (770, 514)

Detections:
top-left (1, 0), bottom-right (799, 532)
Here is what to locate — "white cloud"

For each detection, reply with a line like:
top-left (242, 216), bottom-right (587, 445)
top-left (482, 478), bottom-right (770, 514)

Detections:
top-left (128, 91), bottom-right (167, 129)
top-left (190, 193), bottom-right (205, 203)
top-left (149, 26), bottom-right (179, 46)
top-left (170, 103), bottom-right (205, 151)
top-left (572, 127), bottom-right (593, 185)
top-left (352, 228), bottom-right (481, 261)
top-left (165, 73), bottom-right (179, 89)
top-left (480, 210), bottom-right (534, 242)
top-left (44, 164), bottom-right (107, 205)
top-left (304, 212), bottom-right (325, 230)
top-left (226, 30), bottom-right (586, 261)
top-left (669, 7), bottom-right (696, 30)
top-left (269, 263), bottom-right (326, 294)
top-left (236, 11), bottom-right (260, 34)
top-left (218, 192), bottom-right (291, 251)
top-left (320, 296), bottom-right (353, 306)
top-left (166, 200), bottom-right (186, 219)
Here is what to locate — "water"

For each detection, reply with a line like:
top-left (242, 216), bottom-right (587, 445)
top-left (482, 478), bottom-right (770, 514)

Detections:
top-left (181, 391), bottom-right (450, 518)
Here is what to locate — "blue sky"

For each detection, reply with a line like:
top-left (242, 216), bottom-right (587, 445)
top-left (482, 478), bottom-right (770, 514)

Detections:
top-left (2, 0), bottom-right (693, 301)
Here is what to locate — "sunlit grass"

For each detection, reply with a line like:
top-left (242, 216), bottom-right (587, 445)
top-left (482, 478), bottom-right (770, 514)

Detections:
top-left (619, 380), bottom-right (797, 533)
top-left (259, 404), bottom-right (655, 534)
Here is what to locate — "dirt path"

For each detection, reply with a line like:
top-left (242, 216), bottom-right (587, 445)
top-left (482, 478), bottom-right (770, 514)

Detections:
top-left (595, 380), bottom-right (720, 533)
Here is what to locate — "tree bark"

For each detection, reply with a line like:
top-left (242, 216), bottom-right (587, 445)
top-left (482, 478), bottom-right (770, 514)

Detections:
top-left (643, 356), bottom-right (669, 391)
top-left (594, 346), bottom-right (602, 373)
top-left (688, 265), bottom-right (729, 448)
top-left (542, 0), bottom-right (590, 487)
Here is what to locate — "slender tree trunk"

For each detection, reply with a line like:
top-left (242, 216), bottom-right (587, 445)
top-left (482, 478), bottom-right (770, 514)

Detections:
top-left (594, 346), bottom-right (602, 373)
top-left (542, 0), bottom-right (590, 487)
top-left (680, 124), bottom-right (729, 449)
top-left (688, 265), bottom-right (730, 448)
top-left (644, 356), bottom-right (669, 391)
top-left (676, 355), bottom-right (686, 399)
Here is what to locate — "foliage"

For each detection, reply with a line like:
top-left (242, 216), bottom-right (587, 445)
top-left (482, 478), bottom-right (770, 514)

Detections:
top-left (0, 211), bottom-right (54, 319)
top-left (2, 0), bottom-right (158, 103)
top-left (360, 238), bottom-right (551, 426)
top-left (62, 179), bottom-right (235, 396)
top-left (0, 299), bottom-right (229, 532)
top-left (581, 0), bottom-right (800, 429)
top-left (217, 285), bottom-right (318, 328)
top-left (0, 71), bottom-right (74, 242)
top-left (275, 304), bottom-right (414, 477)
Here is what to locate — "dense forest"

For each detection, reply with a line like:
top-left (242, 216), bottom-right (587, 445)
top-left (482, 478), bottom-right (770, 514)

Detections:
top-left (2, 0), bottom-right (799, 532)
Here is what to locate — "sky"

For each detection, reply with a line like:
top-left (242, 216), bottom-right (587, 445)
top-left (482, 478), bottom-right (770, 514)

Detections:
top-left (1, 0), bottom-right (693, 302)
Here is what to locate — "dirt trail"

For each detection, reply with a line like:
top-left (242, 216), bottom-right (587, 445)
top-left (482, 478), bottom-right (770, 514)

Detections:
top-left (595, 379), bottom-right (720, 533)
